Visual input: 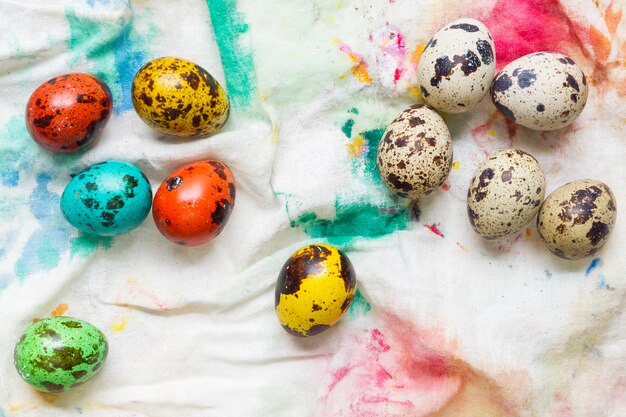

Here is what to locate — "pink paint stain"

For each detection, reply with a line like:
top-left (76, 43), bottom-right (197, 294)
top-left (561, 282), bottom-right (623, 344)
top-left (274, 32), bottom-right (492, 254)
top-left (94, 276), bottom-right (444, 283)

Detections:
top-left (480, 0), bottom-right (583, 69)
top-left (372, 26), bottom-right (407, 86)
top-left (315, 314), bottom-right (520, 417)
top-left (424, 223), bottom-right (444, 238)
top-left (441, 182), bottom-right (450, 191)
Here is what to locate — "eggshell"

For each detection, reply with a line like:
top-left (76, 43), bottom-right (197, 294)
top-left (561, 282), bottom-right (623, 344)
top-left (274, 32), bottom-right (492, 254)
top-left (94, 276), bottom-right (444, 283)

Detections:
top-left (25, 73), bottom-right (112, 153)
top-left (152, 160), bottom-right (236, 246)
top-left (377, 104), bottom-right (452, 199)
top-left (14, 317), bottom-right (108, 393)
top-left (275, 244), bottom-right (356, 337)
top-left (132, 57), bottom-right (229, 137)
top-left (537, 180), bottom-right (616, 259)
top-left (61, 161), bottom-right (153, 236)
top-left (417, 18), bottom-right (496, 113)
top-left (467, 149), bottom-right (545, 239)
top-left (491, 52), bottom-right (588, 130)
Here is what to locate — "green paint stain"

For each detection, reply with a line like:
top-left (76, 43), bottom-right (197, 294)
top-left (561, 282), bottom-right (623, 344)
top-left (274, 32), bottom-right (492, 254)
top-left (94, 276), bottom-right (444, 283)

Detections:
top-left (348, 107), bottom-right (359, 115)
top-left (291, 198), bottom-right (410, 246)
top-left (360, 128), bottom-right (386, 183)
top-left (207, 0), bottom-right (257, 108)
top-left (70, 235), bottom-right (113, 259)
top-left (348, 289), bottom-right (371, 319)
top-left (341, 119), bottom-right (354, 138)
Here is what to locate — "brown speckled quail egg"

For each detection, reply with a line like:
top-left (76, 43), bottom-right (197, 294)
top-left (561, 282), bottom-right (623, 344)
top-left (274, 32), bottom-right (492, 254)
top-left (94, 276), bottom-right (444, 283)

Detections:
top-left (467, 149), bottom-right (545, 239)
top-left (537, 180), bottom-right (616, 260)
top-left (377, 104), bottom-right (452, 199)
top-left (491, 52), bottom-right (588, 130)
top-left (417, 18), bottom-right (496, 113)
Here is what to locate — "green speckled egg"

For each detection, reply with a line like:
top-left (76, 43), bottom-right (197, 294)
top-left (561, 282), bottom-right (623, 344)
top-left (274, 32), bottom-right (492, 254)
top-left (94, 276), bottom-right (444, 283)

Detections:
top-left (14, 316), bottom-right (108, 393)
top-left (132, 56), bottom-right (230, 137)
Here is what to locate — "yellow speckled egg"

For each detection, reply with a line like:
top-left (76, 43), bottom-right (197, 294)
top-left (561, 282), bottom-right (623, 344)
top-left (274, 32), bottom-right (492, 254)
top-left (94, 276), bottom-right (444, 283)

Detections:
top-left (131, 57), bottom-right (229, 137)
top-left (275, 244), bottom-right (357, 337)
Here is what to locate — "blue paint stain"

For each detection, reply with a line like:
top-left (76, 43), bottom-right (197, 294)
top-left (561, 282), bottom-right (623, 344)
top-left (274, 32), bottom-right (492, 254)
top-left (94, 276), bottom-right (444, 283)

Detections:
top-left (112, 19), bottom-right (147, 113)
top-left (1, 168), bottom-right (19, 187)
top-left (14, 173), bottom-right (71, 278)
top-left (585, 258), bottom-right (608, 289)
top-left (0, 406), bottom-right (6, 417)
top-left (585, 258), bottom-right (602, 276)
top-left (29, 173), bottom-right (56, 221)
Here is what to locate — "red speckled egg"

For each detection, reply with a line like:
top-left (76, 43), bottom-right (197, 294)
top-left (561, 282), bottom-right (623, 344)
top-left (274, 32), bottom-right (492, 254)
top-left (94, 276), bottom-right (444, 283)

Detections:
top-left (153, 160), bottom-right (236, 246)
top-left (25, 73), bottom-right (112, 153)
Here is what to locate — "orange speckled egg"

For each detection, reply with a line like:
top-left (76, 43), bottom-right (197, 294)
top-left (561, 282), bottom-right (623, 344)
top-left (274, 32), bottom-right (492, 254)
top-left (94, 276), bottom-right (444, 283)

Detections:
top-left (25, 73), bottom-right (112, 153)
top-left (152, 160), bottom-right (236, 246)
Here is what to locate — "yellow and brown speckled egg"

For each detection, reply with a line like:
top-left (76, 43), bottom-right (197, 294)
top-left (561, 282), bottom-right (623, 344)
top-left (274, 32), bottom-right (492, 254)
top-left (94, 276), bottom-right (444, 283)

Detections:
top-left (132, 57), bottom-right (229, 137)
top-left (537, 180), bottom-right (617, 259)
top-left (275, 244), bottom-right (357, 337)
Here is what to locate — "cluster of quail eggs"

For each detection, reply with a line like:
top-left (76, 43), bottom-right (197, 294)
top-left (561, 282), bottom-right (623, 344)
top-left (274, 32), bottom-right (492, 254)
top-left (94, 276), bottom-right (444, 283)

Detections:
top-left (17, 56), bottom-right (240, 393)
top-left (18, 53), bottom-right (358, 395)
top-left (378, 17), bottom-right (616, 260)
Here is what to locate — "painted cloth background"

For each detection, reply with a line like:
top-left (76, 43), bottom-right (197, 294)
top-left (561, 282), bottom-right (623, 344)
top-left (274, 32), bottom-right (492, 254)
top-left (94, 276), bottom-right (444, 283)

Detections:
top-left (0, 0), bottom-right (625, 416)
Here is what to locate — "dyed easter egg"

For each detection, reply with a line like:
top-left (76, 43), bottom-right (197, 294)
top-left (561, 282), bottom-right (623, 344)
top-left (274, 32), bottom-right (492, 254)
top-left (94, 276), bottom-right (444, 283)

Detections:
top-left (377, 104), bottom-right (452, 199)
top-left (537, 180), bottom-right (616, 259)
top-left (417, 18), bottom-right (496, 113)
top-left (491, 52), bottom-right (588, 130)
top-left (467, 149), bottom-right (545, 239)
top-left (61, 161), bottom-right (152, 236)
top-left (132, 57), bottom-right (229, 137)
top-left (152, 160), bottom-right (236, 246)
top-left (14, 316), bottom-right (108, 393)
top-left (275, 244), bottom-right (357, 337)
top-left (25, 73), bottom-right (112, 153)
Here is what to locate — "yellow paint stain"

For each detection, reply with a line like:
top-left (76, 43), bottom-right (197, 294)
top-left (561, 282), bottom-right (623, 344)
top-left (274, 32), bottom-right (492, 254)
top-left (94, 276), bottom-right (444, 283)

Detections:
top-left (336, 41), bottom-right (373, 84)
top-left (351, 63), bottom-right (372, 83)
top-left (111, 316), bottom-right (127, 332)
top-left (348, 136), bottom-right (366, 157)
top-left (83, 402), bottom-right (107, 410)
top-left (51, 303), bottom-right (68, 317)
top-left (328, 15), bottom-right (336, 24)
top-left (259, 93), bottom-right (268, 102)
top-left (337, 0), bottom-right (344, 8)
top-left (451, 161), bottom-right (460, 170)
top-left (488, 129), bottom-right (496, 137)
top-left (127, 277), bottom-right (138, 285)
top-left (408, 86), bottom-right (423, 101)
top-left (270, 122), bottom-right (279, 145)
top-left (410, 42), bottom-right (426, 67)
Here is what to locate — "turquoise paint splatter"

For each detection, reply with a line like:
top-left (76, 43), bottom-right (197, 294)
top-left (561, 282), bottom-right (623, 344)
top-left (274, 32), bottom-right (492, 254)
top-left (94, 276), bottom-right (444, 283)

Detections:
top-left (65, 6), bottom-right (150, 113)
top-left (348, 289), bottom-right (372, 319)
top-left (359, 128), bottom-right (386, 183)
top-left (291, 198), bottom-right (410, 246)
top-left (207, 0), bottom-right (257, 108)
top-left (70, 234), bottom-right (114, 259)
top-left (348, 107), bottom-right (359, 115)
top-left (15, 173), bottom-right (71, 278)
top-left (341, 119), bottom-right (354, 138)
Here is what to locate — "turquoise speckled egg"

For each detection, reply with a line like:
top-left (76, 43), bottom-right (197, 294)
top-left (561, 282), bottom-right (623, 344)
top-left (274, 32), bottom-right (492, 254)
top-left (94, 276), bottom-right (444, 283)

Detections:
top-left (14, 316), bottom-right (108, 393)
top-left (61, 161), bottom-right (152, 235)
